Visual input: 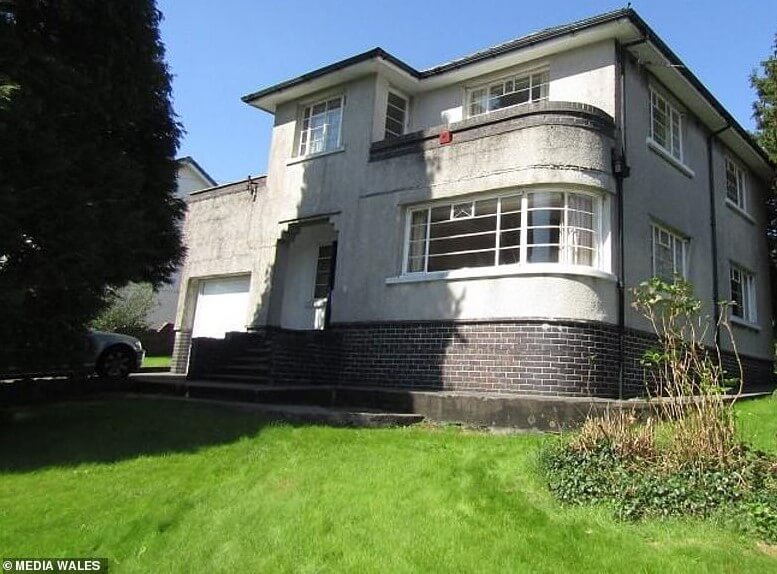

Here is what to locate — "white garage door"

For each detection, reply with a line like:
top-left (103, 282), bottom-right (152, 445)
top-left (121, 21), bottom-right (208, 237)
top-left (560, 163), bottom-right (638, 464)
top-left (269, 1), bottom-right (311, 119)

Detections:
top-left (191, 275), bottom-right (251, 339)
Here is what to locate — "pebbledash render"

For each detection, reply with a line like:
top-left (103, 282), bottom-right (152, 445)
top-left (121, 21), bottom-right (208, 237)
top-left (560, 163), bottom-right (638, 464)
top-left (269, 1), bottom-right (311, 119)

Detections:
top-left (171, 9), bottom-right (774, 398)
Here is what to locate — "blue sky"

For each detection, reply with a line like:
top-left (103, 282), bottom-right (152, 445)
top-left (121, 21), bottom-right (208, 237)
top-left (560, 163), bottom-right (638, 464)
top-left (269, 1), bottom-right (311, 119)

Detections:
top-left (158, 0), bottom-right (777, 184)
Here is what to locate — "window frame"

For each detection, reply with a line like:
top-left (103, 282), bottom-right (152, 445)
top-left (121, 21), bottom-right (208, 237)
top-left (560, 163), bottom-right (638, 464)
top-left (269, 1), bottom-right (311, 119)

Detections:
top-left (650, 223), bottom-right (688, 282)
top-left (296, 94), bottom-right (345, 158)
top-left (401, 189), bottom-right (605, 276)
top-left (465, 67), bottom-right (550, 119)
top-left (384, 89), bottom-right (409, 139)
top-left (724, 156), bottom-right (748, 213)
top-left (729, 263), bottom-right (757, 325)
top-left (649, 88), bottom-right (684, 163)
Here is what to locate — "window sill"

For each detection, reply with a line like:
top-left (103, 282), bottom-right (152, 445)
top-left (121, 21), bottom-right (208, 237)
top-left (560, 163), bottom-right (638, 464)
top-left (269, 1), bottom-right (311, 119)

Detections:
top-left (646, 137), bottom-right (695, 178)
top-left (724, 199), bottom-right (755, 224)
top-left (385, 264), bottom-right (616, 285)
top-left (287, 146), bottom-right (345, 166)
top-left (729, 316), bottom-right (761, 332)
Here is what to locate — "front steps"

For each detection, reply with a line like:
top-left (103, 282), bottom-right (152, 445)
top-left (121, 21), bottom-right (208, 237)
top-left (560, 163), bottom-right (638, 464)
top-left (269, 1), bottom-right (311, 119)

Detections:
top-left (202, 339), bottom-right (272, 384)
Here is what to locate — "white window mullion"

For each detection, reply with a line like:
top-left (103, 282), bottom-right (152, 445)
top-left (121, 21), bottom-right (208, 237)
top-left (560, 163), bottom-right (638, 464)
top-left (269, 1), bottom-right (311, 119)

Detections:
top-left (494, 197), bottom-right (502, 266)
top-left (423, 208), bottom-right (431, 273)
top-left (519, 195), bottom-right (528, 264)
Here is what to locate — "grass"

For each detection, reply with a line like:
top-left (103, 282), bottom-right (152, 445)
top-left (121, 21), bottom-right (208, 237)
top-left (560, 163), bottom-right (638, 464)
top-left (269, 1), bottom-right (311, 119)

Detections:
top-left (0, 396), bottom-right (775, 573)
top-left (141, 355), bottom-right (171, 368)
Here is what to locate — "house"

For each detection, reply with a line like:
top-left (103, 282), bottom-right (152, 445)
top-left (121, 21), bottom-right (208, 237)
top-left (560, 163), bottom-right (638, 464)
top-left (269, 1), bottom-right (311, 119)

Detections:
top-left (170, 9), bottom-right (774, 398)
top-left (145, 156), bottom-right (216, 332)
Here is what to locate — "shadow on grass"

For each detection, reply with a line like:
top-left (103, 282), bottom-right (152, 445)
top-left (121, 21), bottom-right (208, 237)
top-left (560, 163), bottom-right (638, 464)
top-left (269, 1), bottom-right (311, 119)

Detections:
top-left (0, 397), bottom-right (271, 473)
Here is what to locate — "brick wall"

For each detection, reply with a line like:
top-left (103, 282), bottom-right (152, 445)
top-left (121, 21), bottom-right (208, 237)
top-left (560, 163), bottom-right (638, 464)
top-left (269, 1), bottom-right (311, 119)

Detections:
top-left (332, 320), bottom-right (772, 397)
top-left (261, 327), bottom-right (341, 386)
top-left (184, 320), bottom-right (773, 397)
top-left (335, 320), bottom-right (640, 397)
top-left (170, 330), bottom-right (192, 374)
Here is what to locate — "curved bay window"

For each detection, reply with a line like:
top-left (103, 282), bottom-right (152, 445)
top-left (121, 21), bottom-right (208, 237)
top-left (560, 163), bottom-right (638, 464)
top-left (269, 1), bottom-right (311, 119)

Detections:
top-left (405, 190), bottom-right (602, 274)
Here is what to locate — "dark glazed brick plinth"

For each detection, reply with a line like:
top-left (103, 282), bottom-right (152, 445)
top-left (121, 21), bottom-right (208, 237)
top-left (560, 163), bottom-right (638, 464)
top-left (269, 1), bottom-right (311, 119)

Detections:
top-left (186, 320), bottom-right (774, 398)
top-left (331, 320), bottom-right (773, 398)
top-left (335, 320), bottom-right (640, 398)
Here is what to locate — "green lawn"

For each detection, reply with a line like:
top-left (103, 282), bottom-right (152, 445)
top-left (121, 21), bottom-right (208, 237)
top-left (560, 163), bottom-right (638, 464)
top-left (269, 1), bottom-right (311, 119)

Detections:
top-left (141, 355), bottom-right (171, 368)
top-left (0, 396), bottom-right (775, 573)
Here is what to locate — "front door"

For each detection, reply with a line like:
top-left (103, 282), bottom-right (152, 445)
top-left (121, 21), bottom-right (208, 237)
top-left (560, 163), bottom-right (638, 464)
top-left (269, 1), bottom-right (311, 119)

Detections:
top-left (312, 242), bottom-right (336, 330)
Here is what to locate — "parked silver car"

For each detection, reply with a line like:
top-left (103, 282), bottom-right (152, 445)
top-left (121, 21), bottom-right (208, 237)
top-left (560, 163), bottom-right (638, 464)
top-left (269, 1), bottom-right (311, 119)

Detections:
top-left (87, 330), bottom-right (145, 379)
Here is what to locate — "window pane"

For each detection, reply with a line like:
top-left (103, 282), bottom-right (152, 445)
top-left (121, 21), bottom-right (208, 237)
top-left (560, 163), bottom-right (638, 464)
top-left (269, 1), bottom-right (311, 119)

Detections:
top-left (388, 92), bottom-right (406, 110)
top-left (500, 230), bottom-right (521, 247)
top-left (528, 209), bottom-right (562, 227)
top-left (452, 202), bottom-right (473, 218)
top-left (408, 256), bottom-right (425, 272)
top-left (431, 205), bottom-right (451, 222)
top-left (428, 251), bottom-right (494, 271)
top-left (429, 233), bottom-right (496, 255)
top-left (730, 269), bottom-right (743, 317)
top-left (670, 111), bottom-right (682, 159)
top-left (500, 212), bottom-right (521, 230)
top-left (527, 245), bottom-right (559, 263)
top-left (500, 195), bottom-right (521, 213)
top-left (475, 198), bottom-right (498, 216)
top-left (430, 216), bottom-right (497, 238)
top-left (529, 192), bottom-right (563, 210)
top-left (527, 227), bottom-right (561, 245)
top-left (498, 248), bottom-right (521, 265)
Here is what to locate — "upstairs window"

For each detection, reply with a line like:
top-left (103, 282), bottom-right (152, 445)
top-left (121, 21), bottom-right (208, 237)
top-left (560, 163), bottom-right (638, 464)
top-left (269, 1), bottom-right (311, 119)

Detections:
top-left (650, 89), bottom-right (683, 161)
top-left (405, 190), bottom-right (600, 274)
top-left (651, 224), bottom-right (687, 282)
top-left (298, 96), bottom-right (343, 157)
top-left (385, 91), bottom-right (408, 139)
top-left (725, 157), bottom-right (747, 211)
top-left (730, 264), bottom-right (756, 323)
top-left (468, 70), bottom-right (549, 117)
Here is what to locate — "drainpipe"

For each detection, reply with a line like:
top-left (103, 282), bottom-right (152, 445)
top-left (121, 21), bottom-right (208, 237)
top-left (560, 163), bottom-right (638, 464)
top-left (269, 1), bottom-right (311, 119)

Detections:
top-left (707, 124), bottom-right (730, 347)
top-left (614, 153), bottom-right (629, 400)
top-left (614, 42), bottom-right (632, 400)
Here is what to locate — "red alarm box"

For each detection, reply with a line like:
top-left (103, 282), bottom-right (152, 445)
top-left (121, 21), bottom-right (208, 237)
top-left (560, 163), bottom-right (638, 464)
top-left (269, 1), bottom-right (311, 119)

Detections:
top-left (439, 130), bottom-right (453, 144)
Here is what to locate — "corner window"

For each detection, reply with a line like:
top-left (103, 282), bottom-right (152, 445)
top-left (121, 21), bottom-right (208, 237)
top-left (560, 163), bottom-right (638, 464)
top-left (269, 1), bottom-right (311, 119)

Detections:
top-left (404, 190), bottom-right (600, 274)
top-left (468, 70), bottom-right (549, 117)
top-left (650, 89), bottom-right (683, 161)
top-left (651, 224), bottom-right (687, 281)
top-left (385, 91), bottom-right (408, 139)
top-left (298, 96), bottom-right (343, 157)
top-left (725, 157), bottom-right (747, 211)
top-left (730, 264), bottom-right (756, 323)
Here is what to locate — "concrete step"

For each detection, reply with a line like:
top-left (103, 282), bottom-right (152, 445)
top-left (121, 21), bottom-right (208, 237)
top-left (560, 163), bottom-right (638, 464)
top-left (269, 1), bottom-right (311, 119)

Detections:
top-left (129, 394), bottom-right (425, 428)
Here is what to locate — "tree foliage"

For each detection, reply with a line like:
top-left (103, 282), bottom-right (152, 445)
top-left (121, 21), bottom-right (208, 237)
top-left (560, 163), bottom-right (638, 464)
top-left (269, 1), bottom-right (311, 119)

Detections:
top-left (0, 1), bottom-right (184, 371)
top-left (91, 283), bottom-right (156, 336)
top-left (751, 34), bottom-right (777, 287)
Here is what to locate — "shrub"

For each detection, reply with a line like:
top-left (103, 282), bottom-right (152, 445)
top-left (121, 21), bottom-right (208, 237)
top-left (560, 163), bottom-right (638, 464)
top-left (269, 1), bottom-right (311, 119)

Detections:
top-left (542, 278), bottom-right (777, 541)
top-left (91, 282), bottom-right (156, 335)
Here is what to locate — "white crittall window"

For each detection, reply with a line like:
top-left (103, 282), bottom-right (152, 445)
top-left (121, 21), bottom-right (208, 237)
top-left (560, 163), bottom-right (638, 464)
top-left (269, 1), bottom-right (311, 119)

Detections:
top-left (730, 264), bottom-right (756, 323)
top-left (725, 157), bottom-right (747, 211)
top-left (298, 96), bottom-right (343, 156)
top-left (384, 91), bottom-right (408, 139)
top-left (404, 191), bottom-right (602, 274)
top-left (468, 70), bottom-right (549, 117)
top-left (650, 89), bottom-right (683, 161)
top-left (651, 224), bottom-right (687, 282)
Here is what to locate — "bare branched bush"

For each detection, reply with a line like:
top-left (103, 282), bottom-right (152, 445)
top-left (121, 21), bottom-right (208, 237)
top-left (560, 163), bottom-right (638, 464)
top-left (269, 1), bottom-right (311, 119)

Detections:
top-left (631, 277), bottom-right (742, 468)
top-left (570, 409), bottom-right (657, 462)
